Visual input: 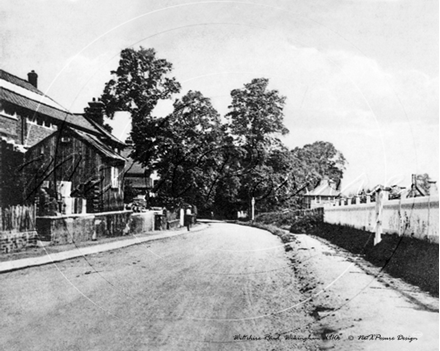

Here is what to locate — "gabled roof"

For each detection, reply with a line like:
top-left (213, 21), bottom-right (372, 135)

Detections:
top-left (77, 113), bottom-right (126, 148)
top-left (122, 148), bottom-right (146, 175)
top-left (0, 70), bottom-right (43, 96)
top-left (0, 69), bottom-right (99, 135)
top-left (0, 88), bottom-right (96, 132)
top-left (27, 127), bottom-right (126, 163)
top-left (71, 128), bottom-right (126, 163)
top-left (1, 68), bottom-right (126, 151)
top-left (306, 177), bottom-right (340, 197)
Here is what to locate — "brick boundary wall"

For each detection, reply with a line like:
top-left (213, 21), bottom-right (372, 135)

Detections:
top-left (0, 231), bottom-right (38, 253)
top-left (323, 195), bottom-right (439, 243)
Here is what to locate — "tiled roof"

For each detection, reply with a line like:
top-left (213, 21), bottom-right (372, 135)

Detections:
top-left (0, 69), bottom-right (102, 135)
top-left (27, 127), bottom-right (126, 163)
top-left (121, 148), bottom-right (147, 175)
top-left (0, 88), bottom-right (97, 133)
top-left (0, 68), bottom-right (126, 152)
top-left (306, 178), bottom-right (340, 197)
top-left (77, 113), bottom-right (125, 147)
top-left (72, 128), bottom-right (126, 163)
top-left (0, 70), bottom-right (43, 96)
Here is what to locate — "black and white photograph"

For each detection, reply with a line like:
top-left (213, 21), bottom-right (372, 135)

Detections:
top-left (0, 1), bottom-right (438, 350)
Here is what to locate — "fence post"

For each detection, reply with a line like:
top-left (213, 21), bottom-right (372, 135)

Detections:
top-left (374, 190), bottom-right (384, 245)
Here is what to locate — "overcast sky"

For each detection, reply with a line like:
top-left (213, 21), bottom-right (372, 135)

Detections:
top-left (1, 0), bottom-right (438, 193)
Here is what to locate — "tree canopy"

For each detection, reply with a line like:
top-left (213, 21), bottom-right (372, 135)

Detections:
top-left (98, 47), bottom-right (347, 216)
top-left (151, 90), bottom-right (224, 210)
top-left (100, 47), bottom-right (181, 168)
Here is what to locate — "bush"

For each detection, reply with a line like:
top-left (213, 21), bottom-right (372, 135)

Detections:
top-left (255, 208), bottom-right (323, 230)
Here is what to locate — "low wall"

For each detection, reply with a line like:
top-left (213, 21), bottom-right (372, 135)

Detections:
top-left (0, 231), bottom-right (38, 253)
top-left (130, 212), bottom-right (155, 234)
top-left (94, 211), bottom-right (132, 239)
top-left (0, 204), bottom-right (38, 253)
top-left (324, 195), bottom-right (439, 243)
top-left (36, 210), bottom-right (161, 246)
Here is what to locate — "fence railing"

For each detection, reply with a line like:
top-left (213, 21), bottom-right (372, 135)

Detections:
top-left (0, 204), bottom-right (36, 233)
top-left (323, 194), bottom-right (439, 244)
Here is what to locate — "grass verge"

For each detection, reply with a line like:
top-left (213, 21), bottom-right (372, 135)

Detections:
top-left (308, 223), bottom-right (439, 297)
top-left (234, 212), bottom-right (439, 297)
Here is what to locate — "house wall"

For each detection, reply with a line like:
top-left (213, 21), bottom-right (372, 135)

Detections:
top-left (323, 195), bottom-right (439, 243)
top-left (0, 140), bottom-right (26, 207)
top-left (24, 129), bottom-right (124, 213)
top-left (0, 112), bottom-right (18, 140)
top-left (0, 101), bottom-right (57, 146)
top-left (25, 121), bottom-right (57, 147)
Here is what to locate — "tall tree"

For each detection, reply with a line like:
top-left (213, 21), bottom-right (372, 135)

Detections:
top-left (226, 78), bottom-right (288, 159)
top-left (152, 91), bottom-right (224, 210)
top-left (100, 47), bottom-right (181, 167)
top-left (219, 78), bottom-right (290, 213)
top-left (291, 141), bottom-right (347, 191)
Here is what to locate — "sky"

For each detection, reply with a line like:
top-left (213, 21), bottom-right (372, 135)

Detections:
top-left (1, 0), bottom-right (438, 194)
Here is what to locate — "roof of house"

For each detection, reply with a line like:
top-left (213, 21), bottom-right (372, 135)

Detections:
top-left (121, 148), bottom-right (146, 175)
top-left (0, 70), bottom-right (44, 96)
top-left (0, 88), bottom-right (97, 133)
top-left (0, 70), bottom-right (125, 145)
top-left (27, 126), bottom-right (126, 163)
top-left (305, 177), bottom-right (340, 197)
top-left (76, 113), bottom-right (125, 147)
top-left (71, 128), bottom-right (126, 163)
top-left (124, 176), bottom-right (151, 189)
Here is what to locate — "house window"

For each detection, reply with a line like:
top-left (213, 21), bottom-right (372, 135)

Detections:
top-left (28, 116), bottom-right (37, 125)
top-left (111, 167), bottom-right (119, 188)
top-left (0, 108), bottom-right (17, 120)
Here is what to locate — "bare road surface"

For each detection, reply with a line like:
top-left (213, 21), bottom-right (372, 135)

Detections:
top-left (1, 222), bottom-right (438, 351)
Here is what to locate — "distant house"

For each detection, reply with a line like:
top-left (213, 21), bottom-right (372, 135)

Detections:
top-left (122, 141), bottom-right (152, 195)
top-left (0, 69), bottom-right (126, 212)
top-left (121, 138), bottom-right (161, 207)
top-left (302, 177), bottom-right (340, 209)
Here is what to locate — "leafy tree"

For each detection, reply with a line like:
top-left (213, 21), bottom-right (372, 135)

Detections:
top-left (291, 141), bottom-right (346, 191)
top-left (218, 78), bottom-right (290, 214)
top-left (100, 47), bottom-right (181, 167)
top-left (152, 91), bottom-right (224, 211)
top-left (225, 78), bottom-right (288, 169)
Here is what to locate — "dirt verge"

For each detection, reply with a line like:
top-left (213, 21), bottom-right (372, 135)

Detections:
top-left (308, 223), bottom-right (439, 297)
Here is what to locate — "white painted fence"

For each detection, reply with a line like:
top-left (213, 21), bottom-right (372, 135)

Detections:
top-left (323, 194), bottom-right (439, 243)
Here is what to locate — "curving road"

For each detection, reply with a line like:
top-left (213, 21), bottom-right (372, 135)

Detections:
top-left (0, 222), bottom-right (437, 351)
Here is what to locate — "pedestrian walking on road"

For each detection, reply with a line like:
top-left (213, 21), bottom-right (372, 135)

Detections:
top-left (185, 207), bottom-right (192, 231)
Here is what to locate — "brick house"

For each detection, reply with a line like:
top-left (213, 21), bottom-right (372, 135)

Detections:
top-left (0, 69), bottom-right (126, 212)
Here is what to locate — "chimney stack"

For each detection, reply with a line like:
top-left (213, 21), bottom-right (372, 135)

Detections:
top-left (84, 97), bottom-right (105, 125)
top-left (27, 70), bottom-right (38, 88)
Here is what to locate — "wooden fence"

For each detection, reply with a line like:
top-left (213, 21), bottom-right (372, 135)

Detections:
top-left (0, 204), bottom-right (36, 233)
